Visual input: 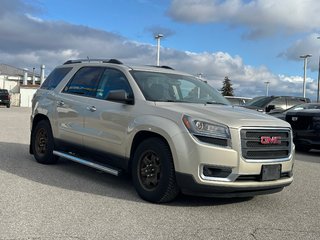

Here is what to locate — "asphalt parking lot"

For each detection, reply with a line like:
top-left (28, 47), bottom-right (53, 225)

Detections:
top-left (0, 107), bottom-right (320, 240)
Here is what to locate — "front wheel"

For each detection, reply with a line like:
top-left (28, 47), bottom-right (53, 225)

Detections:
top-left (31, 120), bottom-right (58, 164)
top-left (132, 138), bottom-right (179, 203)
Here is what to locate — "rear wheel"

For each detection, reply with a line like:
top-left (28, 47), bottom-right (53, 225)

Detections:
top-left (132, 138), bottom-right (179, 203)
top-left (6, 104), bottom-right (10, 108)
top-left (31, 120), bottom-right (58, 164)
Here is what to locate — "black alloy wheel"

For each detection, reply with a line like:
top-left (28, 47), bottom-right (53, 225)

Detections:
top-left (138, 150), bottom-right (161, 190)
top-left (31, 120), bottom-right (58, 164)
top-left (132, 138), bottom-right (179, 203)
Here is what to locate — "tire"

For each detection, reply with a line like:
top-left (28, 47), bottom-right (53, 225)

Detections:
top-left (31, 120), bottom-right (58, 164)
top-left (6, 104), bottom-right (10, 108)
top-left (132, 138), bottom-right (179, 203)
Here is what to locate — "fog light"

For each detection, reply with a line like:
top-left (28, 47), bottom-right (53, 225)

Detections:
top-left (203, 166), bottom-right (232, 178)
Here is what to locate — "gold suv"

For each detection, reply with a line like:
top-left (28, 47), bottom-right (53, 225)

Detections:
top-left (30, 59), bottom-right (294, 203)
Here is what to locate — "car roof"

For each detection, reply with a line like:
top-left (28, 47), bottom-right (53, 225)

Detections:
top-left (58, 59), bottom-right (191, 76)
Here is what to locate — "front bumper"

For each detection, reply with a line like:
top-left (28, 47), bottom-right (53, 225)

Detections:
top-left (171, 127), bottom-right (294, 197)
top-left (176, 172), bottom-right (292, 198)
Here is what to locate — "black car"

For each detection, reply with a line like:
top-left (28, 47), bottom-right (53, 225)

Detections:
top-left (0, 89), bottom-right (10, 108)
top-left (269, 103), bottom-right (320, 120)
top-left (283, 103), bottom-right (320, 152)
top-left (243, 96), bottom-right (310, 113)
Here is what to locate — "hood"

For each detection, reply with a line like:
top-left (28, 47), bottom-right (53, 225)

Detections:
top-left (287, 109), bottom-right (320, 117)
top-left (242, 105), bottom-right (265, 112)
top-left (155, 102), bottom-right (290, 129)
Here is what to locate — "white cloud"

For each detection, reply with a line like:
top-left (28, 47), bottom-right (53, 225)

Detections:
top-left (280, 33), bottom-right (320, 72)
top-left (167, 0), bottom-right (320, 39)
top-left (0, 0), bottom-right (318, 100)
top-left (25, 13), bottom-right (43, 22)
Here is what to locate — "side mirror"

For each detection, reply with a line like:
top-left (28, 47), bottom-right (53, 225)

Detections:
top-left (266, 105), bottom-right (275, 112)
top-left (106, 90), bottom-right (134, 105)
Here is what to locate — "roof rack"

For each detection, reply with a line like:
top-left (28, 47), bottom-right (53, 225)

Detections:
top-left (147, 65), bottom-right (175, 70)
top-left (63, 59), bottom-right (123, 65)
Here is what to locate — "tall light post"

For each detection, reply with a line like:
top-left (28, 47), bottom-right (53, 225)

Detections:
top-left (317, 37), bottom-right (320, 102)
top-left (264, 81), bottom-right (270, 96)
top-left (300, 54), bottom-right (312, 98)
top-left (155, 34), bottom-right (163, 66)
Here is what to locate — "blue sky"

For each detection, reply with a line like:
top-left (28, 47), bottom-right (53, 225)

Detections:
top-left (1, 0), bottom-right (320, 100)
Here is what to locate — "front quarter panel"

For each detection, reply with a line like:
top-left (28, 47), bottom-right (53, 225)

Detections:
top-left (127, 114), bottom-right (184, 168)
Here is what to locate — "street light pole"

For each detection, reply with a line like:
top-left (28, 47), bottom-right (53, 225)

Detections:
top-left (300, 54), bottom-right (312, 98)
top-left (155, 34), bottom-right (163, 66)
top-left (317, 56), bottom-right (320, 102)
top-left (317, 37), bottom-right (320, 102)
top-left (264, 81), bottom-right (270, 96)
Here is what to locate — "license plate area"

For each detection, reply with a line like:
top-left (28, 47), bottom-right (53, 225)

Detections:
top-left (261, 164), bottom-right (281, 181)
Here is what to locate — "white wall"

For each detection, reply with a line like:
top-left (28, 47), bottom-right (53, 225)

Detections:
top-left (0, 76), bottom-right (19, 93)
top-left (20, 88), bottom-right (38, 107)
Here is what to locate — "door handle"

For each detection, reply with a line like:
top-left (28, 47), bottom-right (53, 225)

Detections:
top-left (86, 106), bottom-right (96, 112)
top-left (57, 100), bottom-right (65, 107)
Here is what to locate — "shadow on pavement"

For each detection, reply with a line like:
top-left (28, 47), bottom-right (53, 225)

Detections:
top-left (0, 141), bottom-right (254, 206)
top-left (295, 149), bottom-right (320, 164)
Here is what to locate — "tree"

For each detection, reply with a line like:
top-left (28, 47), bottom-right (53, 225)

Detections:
top-left (220, 76), bottom-right (234, 96)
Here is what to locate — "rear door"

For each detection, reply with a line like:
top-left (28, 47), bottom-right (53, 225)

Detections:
top-left (55, 66), bottom-right (104, 147)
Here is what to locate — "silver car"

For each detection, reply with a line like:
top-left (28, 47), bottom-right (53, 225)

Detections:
top-left (30, 59), bottom-right (294, 203)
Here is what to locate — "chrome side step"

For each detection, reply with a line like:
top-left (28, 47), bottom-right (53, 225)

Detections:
top-left (53, 150), bottom-right (121, 176)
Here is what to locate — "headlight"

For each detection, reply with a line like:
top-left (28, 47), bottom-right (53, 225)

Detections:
top-left (182, 115), bottom-right (231, 147)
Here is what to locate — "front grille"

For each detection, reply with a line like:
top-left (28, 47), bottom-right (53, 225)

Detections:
top-left (236, 172), bottom-right (291, 181)
top-left (241, 129), bottom-right (291, 160)
top-left (286, 116), bottom-right (312, 130)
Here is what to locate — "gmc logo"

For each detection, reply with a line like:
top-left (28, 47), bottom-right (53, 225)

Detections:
top-left (260, 136), bottom-right (282, 145)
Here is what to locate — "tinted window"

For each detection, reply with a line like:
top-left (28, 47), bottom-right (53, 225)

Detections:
top-left (287, 98), bottom-right (307, 108)
top-left (245, 97), bottom-right (272, 108)
top-left (41, 67), bottom-right (72, 90)
top-left (96, 68), bottom-right (133, 100)
top-left (63, 67), bottom-right (104, 97)
top-left (0, 89), bottom-right (8, 95)
top-left (268, 98), bottom-right (286, 111)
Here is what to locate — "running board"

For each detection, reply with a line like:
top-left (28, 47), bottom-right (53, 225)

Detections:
top-left (53, 150), bottom-right (121, 176)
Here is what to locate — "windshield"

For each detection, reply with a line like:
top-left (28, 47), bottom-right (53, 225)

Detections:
top-left (130, 70), bottom-right (229, 105)
top-left (245, 97), bottom-right (271, 108)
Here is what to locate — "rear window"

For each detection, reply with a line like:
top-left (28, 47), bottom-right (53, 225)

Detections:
top-left (0, 89), bottom-right (8, 95)
top-left (41, 67), bottom-right (72, 90)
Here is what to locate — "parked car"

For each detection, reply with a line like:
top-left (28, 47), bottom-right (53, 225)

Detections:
top-left (0, 89), bottom-right (10, 108)
top-left (243, 96), bottom-right (310, 113)
top-left (225, 96), bottom-right (252, 106)
top-left (269, 103), bottom-right (320, 120)
top-left (30, 59), bottom-right (294, 203)
top-left (281, 103), bottom-right (320, 152)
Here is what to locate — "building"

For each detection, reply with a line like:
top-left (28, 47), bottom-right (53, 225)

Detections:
top-left (0, 64), bottom-right (44, 107)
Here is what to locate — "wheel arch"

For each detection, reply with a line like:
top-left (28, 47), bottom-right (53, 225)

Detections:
top-left (128, 131), bottom-right (176, 173)
top-left (29, 114), bottom-right (51, 154)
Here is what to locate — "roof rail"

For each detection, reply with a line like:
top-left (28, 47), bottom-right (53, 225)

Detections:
top-left (160, 65), bottom-right (174, 70)
top-left (63, 59), bottom-right (123, 65)
top-left (147, 65), bottom-right (175, 70)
